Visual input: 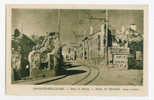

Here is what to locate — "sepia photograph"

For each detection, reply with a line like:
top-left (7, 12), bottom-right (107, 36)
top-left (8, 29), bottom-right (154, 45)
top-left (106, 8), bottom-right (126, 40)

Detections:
top-left (6, 5), bottom-right (148, 96)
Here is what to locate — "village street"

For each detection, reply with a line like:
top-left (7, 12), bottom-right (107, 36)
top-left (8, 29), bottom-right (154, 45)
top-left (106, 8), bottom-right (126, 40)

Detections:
top-left (11, 9), bottom-right (144, 86)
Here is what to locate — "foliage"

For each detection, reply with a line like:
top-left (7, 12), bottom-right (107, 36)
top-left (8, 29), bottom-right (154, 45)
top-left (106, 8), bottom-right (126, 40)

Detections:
top-left (128, 40), bottom-right (143, 54)
top-left (14, 28), bottom-right (20, 37)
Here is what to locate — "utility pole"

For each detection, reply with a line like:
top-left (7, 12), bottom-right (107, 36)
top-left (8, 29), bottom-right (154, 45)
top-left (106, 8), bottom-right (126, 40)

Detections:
top-left (58, 9), bottom-right (61, 41)
top-left (106, 9), bottom-right (109, 64)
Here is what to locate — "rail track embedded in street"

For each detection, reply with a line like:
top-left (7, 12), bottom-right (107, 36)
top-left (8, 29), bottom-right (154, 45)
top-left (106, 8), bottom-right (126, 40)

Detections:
top-left (84, 66), bottom-right (100, 85)
top-left (72, 64), bottom-right (92, 85)
top-left (72, 64), bottom-right (100, 85)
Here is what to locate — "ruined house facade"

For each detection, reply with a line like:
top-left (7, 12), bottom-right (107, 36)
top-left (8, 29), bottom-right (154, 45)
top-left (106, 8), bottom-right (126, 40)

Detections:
top-left (11, 30), bottom-right (64, 81)
top-left (75, 23), bottom-right (132, 70)
top-left (11, 30), bottom-right (36, 81)
top-left (81, 24), bottom-right (106, 65)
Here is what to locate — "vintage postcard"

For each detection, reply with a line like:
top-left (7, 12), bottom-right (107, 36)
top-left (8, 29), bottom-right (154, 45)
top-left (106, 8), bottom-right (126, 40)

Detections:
top-left (6, 4), bottom-right (148, 96)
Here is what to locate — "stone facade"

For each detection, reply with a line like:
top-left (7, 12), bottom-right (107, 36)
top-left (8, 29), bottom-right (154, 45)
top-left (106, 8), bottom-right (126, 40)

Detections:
top-left (78, 24), bottom-right (106, 65)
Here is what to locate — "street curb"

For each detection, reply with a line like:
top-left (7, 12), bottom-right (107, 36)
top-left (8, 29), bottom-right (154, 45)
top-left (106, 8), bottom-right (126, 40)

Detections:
top-left (16, 75), bottom-right (67, 85)
top-left (35, 75), bottom-right (67, 85)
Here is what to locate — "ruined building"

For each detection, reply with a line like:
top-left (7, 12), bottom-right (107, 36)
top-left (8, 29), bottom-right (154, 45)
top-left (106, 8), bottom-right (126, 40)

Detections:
top-left (11, 29), bottom-right (36, 81)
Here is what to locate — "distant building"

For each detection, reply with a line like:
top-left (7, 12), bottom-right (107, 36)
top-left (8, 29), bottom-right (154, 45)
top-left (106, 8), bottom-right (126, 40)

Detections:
top-left (62, 44), bottom-right (79, 62)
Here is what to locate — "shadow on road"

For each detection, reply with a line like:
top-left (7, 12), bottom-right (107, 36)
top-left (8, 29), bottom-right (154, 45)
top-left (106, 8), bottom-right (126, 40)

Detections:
top-left (36, 63), bottom-right (86, 85)
top-left (62, 63), bottom-right (85, 76)
top-left (57, 68), bottom-right (87, 76)
top-left (64, 64), bottom-right (82, 69)
top-left (66, 70), bottom-right (86, 76)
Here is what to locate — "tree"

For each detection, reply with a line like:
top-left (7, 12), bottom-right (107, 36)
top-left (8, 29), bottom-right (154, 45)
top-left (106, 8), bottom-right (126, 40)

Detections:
top-left (14, 28), bottom-right (20, 38)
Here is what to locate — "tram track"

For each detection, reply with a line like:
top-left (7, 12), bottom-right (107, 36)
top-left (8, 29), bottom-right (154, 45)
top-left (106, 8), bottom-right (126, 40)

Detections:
top-left (84, 66), bottom-right (100, 85)
top-left (72, 64), bottom-right (92, 85)
top-left (72, 64), bottom-right (100, 85)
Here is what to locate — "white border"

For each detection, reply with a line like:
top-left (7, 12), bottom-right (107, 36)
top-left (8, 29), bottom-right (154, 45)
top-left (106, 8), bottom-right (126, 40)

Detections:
top-left (0, 0), bottom-right (153, 100)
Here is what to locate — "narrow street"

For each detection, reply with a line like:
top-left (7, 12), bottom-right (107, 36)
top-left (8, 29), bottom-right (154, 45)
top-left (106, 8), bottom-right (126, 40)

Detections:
top-left (40, 62), bottom-right (101, 85)
top-left (11, 9), bottom-right (144, 86)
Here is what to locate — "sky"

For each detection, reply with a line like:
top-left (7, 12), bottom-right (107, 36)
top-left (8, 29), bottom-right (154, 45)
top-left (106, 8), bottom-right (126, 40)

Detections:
top-left (12, 9), bottom-right (143, 43)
